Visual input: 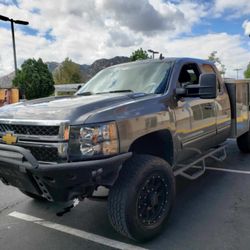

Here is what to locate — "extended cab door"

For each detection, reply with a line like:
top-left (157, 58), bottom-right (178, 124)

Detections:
top-left (174, 63), bottom-right (217, 157)
top-left (201, 64), bottom-right (231, 136)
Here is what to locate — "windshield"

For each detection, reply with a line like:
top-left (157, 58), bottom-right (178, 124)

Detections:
top-left (76, 61), bottom-right (173, 95)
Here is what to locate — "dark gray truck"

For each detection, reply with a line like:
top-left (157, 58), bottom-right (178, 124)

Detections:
top-left (0, 57), bottom-right (250, 242)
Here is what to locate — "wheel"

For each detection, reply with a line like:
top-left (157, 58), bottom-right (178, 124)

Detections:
top-left (107, 154), bottom-right (175, 242)
top-left (237, 131), bottom-right (250, 153)
top-left (20, 190), bottom-right (46, 201)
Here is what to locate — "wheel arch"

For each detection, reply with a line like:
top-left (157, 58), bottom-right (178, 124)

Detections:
top-left (128, 129), bottom-right (174, 165)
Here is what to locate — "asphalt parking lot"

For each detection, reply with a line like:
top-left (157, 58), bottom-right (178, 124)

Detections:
top-left (1, 139), bottom-right (250, 250)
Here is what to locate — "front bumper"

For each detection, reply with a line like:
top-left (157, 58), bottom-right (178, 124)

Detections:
top-left (0, 144), bottom-right (131, 202)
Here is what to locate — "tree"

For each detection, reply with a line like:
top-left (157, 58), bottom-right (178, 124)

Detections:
top-left (53, 57), bottom-right (82, 84)
top-left (244, 62), bottom-right (250, 79)
top-left (208, 51), bottom-right (226, 76)
top-left (130, 48), bottom-right (149, 61)
top-left (12, 58), bottom-right (55, 100)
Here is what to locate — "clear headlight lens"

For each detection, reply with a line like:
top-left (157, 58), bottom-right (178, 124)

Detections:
top-left (69, 122), bottom-right (119, 159)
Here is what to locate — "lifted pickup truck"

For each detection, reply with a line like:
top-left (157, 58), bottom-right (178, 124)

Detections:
top-left (0, 57), bottom-right (250, 242)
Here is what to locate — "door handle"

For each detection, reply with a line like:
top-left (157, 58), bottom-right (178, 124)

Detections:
top-left (204, 104), bottom-right (213, 110)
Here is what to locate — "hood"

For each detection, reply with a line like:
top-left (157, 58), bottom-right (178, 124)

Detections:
top-left (0, 93), bottom-right (135, 123)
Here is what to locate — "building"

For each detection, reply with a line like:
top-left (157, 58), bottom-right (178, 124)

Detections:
top-left (0, 88), bottom-right (19, 107)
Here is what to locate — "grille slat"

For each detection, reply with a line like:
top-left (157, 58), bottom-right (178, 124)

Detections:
top-left (23, 145), bottom-right (59, 162)
top-left (0, 124), bottom-right (59, 136)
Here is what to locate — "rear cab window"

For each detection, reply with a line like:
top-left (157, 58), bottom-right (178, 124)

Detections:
top-left (201, 64), bottom-right (222, 93)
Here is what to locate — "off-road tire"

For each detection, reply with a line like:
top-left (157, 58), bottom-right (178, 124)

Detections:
top-left (20, 190), bottom-right (46, 201)
top-left (237, 131), bottom-right (250, 153)
top-left (107, 154), bottom-right (175, 242)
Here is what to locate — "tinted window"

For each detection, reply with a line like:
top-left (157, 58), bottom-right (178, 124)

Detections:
top-left (178, 63), bottom-right (200, 86)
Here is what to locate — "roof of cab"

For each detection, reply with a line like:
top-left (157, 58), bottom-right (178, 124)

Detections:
top-left (108, 57), bottom-right (214, 68)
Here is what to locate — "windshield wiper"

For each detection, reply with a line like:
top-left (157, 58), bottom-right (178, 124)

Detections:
top-left (109, 89), bottom-right (133, 93)
top-left (96, 90), bottom-right (133, 94)
top-left (76, 91), bottom-right (93, 96)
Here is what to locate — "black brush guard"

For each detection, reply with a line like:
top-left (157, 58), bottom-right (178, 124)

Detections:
top-left (0, 144), bottom-right (131, 202)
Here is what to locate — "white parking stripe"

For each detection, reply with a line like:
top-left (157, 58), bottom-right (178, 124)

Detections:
top-left (9, 211), bottom-right (148, 250)
top-left (192, 166), bottom-right (250, 175)
top-left (205, 167), bottom-right (250, 175)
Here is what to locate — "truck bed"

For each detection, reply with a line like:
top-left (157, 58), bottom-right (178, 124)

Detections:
top-left (225, 79), bottom-right (250, 138)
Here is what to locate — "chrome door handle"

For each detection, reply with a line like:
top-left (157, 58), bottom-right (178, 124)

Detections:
top-left (204, 104), bottom-right (213, 110)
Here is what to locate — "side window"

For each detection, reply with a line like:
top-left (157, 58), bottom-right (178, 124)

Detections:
top-left (202, 64), bottom-right (214, 73)
top-left (178, 64), bottom-right (200, 87)
top-left (201, 64), bottom-right (222, 92)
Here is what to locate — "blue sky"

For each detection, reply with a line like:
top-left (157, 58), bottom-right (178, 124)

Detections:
top-left (0, 0), bottom-right (250, 78)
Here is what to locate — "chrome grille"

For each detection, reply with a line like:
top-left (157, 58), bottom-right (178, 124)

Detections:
top-left (0, 124), bottom-right (59, 136)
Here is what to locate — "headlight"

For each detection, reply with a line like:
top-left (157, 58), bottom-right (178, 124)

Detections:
top-left (69, 122), bottom-right (119, 159)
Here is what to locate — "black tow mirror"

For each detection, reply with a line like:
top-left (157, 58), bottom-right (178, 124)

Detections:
top-left (199, 73), bottom-right (217, 99)
top-left (175, 87), bottom-right (186, 96)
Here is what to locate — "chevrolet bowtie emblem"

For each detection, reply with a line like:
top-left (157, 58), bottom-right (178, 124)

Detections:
top-left (2, 132), bottom-right (17, 145)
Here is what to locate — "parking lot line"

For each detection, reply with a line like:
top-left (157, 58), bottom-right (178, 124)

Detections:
top-left (195, 166), bottom-right (250, 175)
top-left (8, 211), bottom-right (147, 250)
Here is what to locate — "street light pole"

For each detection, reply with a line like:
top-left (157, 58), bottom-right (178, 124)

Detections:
top-left (10, 20), bottom-right (17, 74)
top-left (234, 68), bottom-right (243, 80)
top-left (148, 49), bottom-right (159, 59)
top-left (0, 15), bottom-right (29, 76)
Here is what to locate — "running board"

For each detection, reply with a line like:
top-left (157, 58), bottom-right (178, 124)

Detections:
top-left (173, 145), bottom-right (227, 180)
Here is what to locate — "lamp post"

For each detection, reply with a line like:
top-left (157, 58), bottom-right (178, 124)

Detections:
top-left (0, 14), bottom-right (29, 75)
top-left (234, 68), bottom-right (243, 80)
top-left (148, 49), bottom-right (159, 59)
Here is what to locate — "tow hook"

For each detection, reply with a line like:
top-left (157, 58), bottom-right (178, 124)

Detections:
top-left (56, 198), bottom-right (80, 217)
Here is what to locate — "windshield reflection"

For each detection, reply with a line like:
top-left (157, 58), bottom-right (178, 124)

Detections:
top-left (76, 61), bottom-right (174, 95)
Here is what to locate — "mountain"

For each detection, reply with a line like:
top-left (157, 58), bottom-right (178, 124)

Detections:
top-left (46, 61), bottom-right (60, 72)
top-left (48, 56), bottom-right (130, 82)
top-left (0, 56), bottom-right (130, 88)
top-left (86, 56), bottom-right (130, 75)
top-left (0, 72), bottom-right (15, 88)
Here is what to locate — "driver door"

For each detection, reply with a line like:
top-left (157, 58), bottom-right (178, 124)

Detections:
top-left (174, 63), bottom-right (216, 158)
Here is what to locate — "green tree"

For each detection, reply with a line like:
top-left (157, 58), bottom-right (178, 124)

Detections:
top-left (130, 48), bottom-right (149, 61)
top-left (244, 62), bottom-right (250, 79)
top-left (12, 58), bottom-right (55, 100)
top-left (53, 57), bottom-right (82, 84)
top-left (208, 51), bottom-right (226, 76)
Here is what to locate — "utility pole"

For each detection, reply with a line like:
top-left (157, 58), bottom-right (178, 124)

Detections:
top-left (0, 15), bottom-right (29, 75)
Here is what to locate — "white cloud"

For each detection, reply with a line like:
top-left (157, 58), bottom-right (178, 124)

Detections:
top-left (107, 29), bottom-right (143, 47)
top-left (0, 0), bottom-right (249, 79)
top-left (101, 0), bottom-right (188, 36)
top-left (243, 20), bottom-right (250, 36)
top-left (214, 0), bottom-right (250, 16)
top-left (166, 0), bottom-right (208, 33)
top-left (161, 33), bottom-right (250, 78)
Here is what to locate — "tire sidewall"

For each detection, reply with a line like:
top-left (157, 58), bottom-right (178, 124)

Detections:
top-left (237, 131), bottom-right (250, 153)
top-left (124, 159), bottom-right (175, 241)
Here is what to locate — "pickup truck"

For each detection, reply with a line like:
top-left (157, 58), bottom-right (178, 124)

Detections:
top-left (0, 57), bottom-right (250, 242)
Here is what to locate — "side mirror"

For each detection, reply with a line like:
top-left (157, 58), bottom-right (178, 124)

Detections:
top-left (199, 73), bottom-right (217, 99)
top-left (175, 87), bottom-right (186, 96)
